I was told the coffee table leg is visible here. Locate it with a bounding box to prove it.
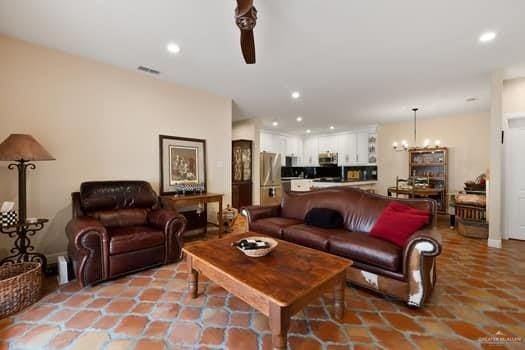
[187,256,199,298]
[333,273,345,321]
[269,302,289,350]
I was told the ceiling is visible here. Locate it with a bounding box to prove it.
[1,1,525,134]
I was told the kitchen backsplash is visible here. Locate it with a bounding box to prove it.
[281,166,378,181]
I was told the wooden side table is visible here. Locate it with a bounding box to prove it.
[0,219,48,270]
[162,193,224,238]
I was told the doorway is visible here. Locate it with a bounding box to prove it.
[504,114,525,240]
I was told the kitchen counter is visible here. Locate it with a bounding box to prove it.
[289,178,377,192]
[311,180,377,188]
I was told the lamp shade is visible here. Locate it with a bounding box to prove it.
[0,134,55,161]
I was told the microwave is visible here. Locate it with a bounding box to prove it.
[318,152,338,166]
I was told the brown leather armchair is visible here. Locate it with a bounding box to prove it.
[66,181,187,287]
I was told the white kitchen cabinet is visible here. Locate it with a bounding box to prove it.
[274,134,286,165]
[337,133,357,165]
[285,136,302,165]
[303,136,319,166]
[260,132,286,164]
[318,135,338,153]
[286,136,302,156]
[337,131,371,165]
[356,132,369,164]
[260,131,273,153]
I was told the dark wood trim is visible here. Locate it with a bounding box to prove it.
[159,135,207,195]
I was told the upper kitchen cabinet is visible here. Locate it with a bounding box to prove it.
[318,135,338,153]
[356,132,369,164]
[285,136,302,156]
[303,136,319,166]
[337,129,377,165]
[337,133,357,165]
[260,131,274,153]
[260,131,287,165]
[285,135,303,164]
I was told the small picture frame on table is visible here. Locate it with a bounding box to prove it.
[159,135,207,195]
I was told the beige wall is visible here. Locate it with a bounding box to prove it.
[0,35,232,261]
[376,113,490,199]
[503,78,525,113]
[232,119,261,205]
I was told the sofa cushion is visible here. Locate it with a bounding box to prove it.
[108,226,164,255]
[370,203,429,247]
[305,208,344,229]
[328,232,402,272]
[283,224,348,251]
[250,217,303,238]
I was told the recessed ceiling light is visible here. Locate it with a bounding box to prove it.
[272,121,278,126]
[466,97,478,102]
[296,116,303,122]
[291,91,301,99]
[166,42,181,54]
[479,31,496,43]
[329,126,335,130]
[306,129,311,134]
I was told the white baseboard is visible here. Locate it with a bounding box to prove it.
[46,251,67,264]
[487,239,502,249]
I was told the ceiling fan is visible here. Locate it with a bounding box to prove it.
[235,0,258,64]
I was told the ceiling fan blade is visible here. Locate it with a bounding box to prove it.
[240,29,256,64]
[236,0,253,16]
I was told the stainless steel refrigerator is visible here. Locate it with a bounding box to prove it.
[260,152,282,206]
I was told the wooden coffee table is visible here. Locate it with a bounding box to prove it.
[183,233,352,350]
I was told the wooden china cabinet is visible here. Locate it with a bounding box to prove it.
[409,147,448,213]
[232,140,253,209]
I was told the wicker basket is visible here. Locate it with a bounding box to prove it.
[457,219,489,239]
[235,236,278,258]
[0,262,42,318]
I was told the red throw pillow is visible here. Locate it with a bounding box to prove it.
[389,201,430,222]
[370,203,430,247]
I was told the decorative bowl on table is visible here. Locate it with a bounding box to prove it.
[232,236,278,258]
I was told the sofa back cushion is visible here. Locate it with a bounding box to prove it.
[80,181,158,212]
[79,181,158,228]
[281,188,435,233]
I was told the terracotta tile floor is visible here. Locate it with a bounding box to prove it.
[1,217,524,349]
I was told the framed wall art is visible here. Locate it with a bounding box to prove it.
[159,135,207,195]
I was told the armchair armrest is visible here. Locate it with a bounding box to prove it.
[241,205,281,224]
[66,216,110,287]
[148,209,187,263]
[402,227,442,307]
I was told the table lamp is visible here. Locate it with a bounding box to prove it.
[0,134,55,222]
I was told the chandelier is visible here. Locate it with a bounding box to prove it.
[392,108,441,152]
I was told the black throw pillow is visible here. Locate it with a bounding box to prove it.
[305,208,344,229]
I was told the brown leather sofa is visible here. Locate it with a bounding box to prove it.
[242,187,441,307]
[66,181,187,287]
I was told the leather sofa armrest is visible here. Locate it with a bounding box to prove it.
[66,216,110,287]
[403,227,442,262]
[241,205,281,224]
[401,227,442,307]
[148,209,187,263]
